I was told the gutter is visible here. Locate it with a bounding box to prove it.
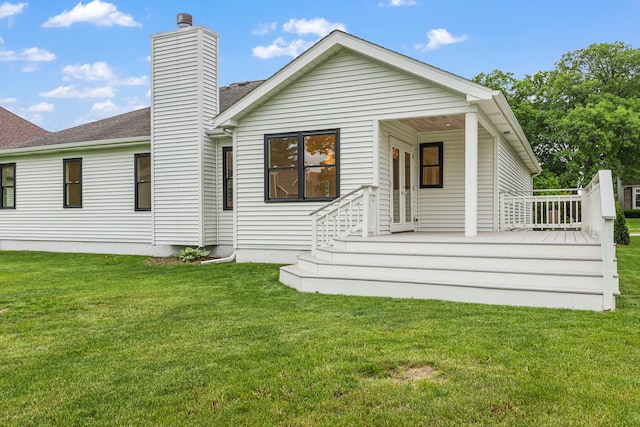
[0,136,151,157]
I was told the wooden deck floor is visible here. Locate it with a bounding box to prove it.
[348,230,598,245]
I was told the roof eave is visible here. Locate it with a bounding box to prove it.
[0,136,150,157]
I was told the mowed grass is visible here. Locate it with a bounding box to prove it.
[1,240,639,426]
[627,217,640,233]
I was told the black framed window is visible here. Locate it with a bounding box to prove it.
[135,153,151,211]
[223,147,233,210]
[419,142,443,188]
[265,129,339,201]
[63,158,82,208]
[1,163,16,209]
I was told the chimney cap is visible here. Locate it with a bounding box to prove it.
[177,13,192,28]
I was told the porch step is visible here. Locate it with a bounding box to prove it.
[279,265,610,311]
[314,247,604,274]
[295,254,605,292]
[333,236,602,259]
[279,233,619,311]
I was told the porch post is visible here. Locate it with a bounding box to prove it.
[465,111,478,237]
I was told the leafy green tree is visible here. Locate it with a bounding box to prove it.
[474,42,640,188]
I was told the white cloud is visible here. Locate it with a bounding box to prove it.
[42,0,141,28]
[252,21,277,36]
[90,99,118,113]
[39,85,115,99]
[119,76,147,86]
[22,47,56,61]
[282,18,345,37]
[0,2,27,19]
[253,18,346,60]
[61,61,147,86]
[253,37,314,60]
[22,63,37,72]
[0,97,18,103]
[62,61,114,81]
[415,28,468,52]
[0,46,56,61]
[377,0,417,6]
[26,102,55,113]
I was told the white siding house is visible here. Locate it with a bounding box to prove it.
[0,18,619,311]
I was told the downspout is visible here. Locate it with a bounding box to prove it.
[201,251,236,264]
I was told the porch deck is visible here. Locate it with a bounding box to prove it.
[349,230,597,245]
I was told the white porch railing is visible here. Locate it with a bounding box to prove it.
[310,185,378,254]
[500,189,583,230]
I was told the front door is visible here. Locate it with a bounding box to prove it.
[390,137,416,232]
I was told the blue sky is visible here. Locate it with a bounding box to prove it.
[1,0,639,132]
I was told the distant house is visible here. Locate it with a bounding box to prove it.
[620,180,640,210]
[0,107,49,147]
[0,15,618,311]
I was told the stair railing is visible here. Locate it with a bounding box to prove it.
[310,185,378,254]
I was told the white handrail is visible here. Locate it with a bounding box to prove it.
[310,185,378,254]
[309,185,374,216]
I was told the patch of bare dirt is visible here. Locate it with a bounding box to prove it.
[144,257,222,265]
[391,365,447,383]
[145,257,183,265]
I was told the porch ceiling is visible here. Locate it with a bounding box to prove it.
[399,114,484,132]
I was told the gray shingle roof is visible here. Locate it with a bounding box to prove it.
[219,80,264,112]
[1,80,264,151]
[0,107,49,147]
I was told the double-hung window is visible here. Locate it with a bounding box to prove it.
[635,187,640,209]
[1,163,16,209]
[419,142,443,188]
[265,129,339,201]
[223,147,233,210]
[135,153,151,211]
[63,158,82,208]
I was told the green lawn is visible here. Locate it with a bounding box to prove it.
[1,241,639,426]
[627,217,640,233]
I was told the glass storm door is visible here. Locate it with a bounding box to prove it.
[390,138,416,232]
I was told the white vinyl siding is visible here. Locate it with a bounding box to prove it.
[203,138,218,245]
[418,128,494,232]
[0,145,151,243]
[234,49,469,252]
[498,138,531,193]
[203,138,233,247]
[151,26,218,246]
